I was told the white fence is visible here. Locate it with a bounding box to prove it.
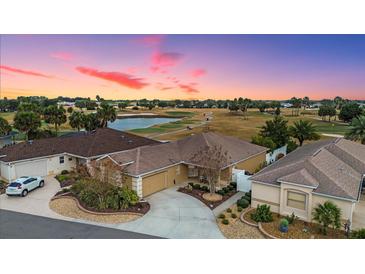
[231,168,252,192]
[266,145,287,165]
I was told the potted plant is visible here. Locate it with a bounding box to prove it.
[279,218,289,233]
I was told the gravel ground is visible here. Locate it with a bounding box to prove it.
[217,205,265,239]
[49,198,141,224]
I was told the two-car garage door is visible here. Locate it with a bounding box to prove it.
[14,160,48,178]
[142,171,167,197]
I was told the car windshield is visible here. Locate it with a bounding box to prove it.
[9,182,21,187]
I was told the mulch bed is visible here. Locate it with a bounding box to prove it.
[54,191,150,215]
[55,174,78,188]
[245,210,347,239]
[178,187,237,210]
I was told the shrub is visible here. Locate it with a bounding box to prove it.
[226,208,232,213]
[237,207,243,212]
[285,212,299,224]
[237,198,249,208]
[188,182,194,188]
[230,182,237,188]
[251,204,273,223]
[56,174,70,183]
[351,229,365,239]
[217,190,225,196]
[227,185,234,191]
[61,170,69,175]
[231,213,237,219]
[201,185,209,192]
[280,218,289,227]
[222,219,229,225]
[222,187,229,194]
[193,184,201,190]
[244,191,251,199]
[312,201,341,235]
[218,213,225,219]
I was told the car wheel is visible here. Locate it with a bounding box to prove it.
[39,180,45,187]
[21,189,28,197]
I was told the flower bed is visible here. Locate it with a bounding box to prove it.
[178,183,237,209]
[217,204,264,239]
[55,170,80,188]
[0,180,8,194]
[54,178,150,215]
[260,213,346,239]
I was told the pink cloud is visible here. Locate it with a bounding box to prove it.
[75,66,148,89]
[152,52,183,67]
[179,83,199,94]
[50,52,74,61]
[0,65,53,78]
[135,35,165,47]
[191,68,207,78]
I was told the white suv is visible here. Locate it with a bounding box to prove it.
[6,176,45,197]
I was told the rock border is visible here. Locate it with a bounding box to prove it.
[240,207,278,239]
[51,195,144,217]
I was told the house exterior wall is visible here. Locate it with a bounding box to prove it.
[251,181,281,213]
[47,154,77,175]
[234,152,266,174]
[251,181,356,223]
[312,194,355,222]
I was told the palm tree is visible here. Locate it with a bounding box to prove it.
[260,115,290,148]
[43,105,67,134]
[97,102,117,127]
[13,111,41,140]
[69,111,85,131]
[312,201,341,235]
[345,115,365,144]
[83,113,100,131]
[289,120,320,146]
[0,117,11,136]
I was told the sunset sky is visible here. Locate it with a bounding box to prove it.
[0,34,364,100]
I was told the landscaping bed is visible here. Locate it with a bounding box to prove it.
[260,213,346,239]
[0,180,8,194]
[217,204,264,239]
[55,170,80,188]
[178,182,237,209]
[49,197,142,224]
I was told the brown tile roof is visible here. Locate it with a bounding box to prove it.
[109,132,267,176]
[0,128,160,162]
[251,138,365,201]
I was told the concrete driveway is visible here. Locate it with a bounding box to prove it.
[0,176,62,219]
[352,194,365,230]
[114,187,224,239]
[0,178,225,238]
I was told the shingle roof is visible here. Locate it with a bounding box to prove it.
[0,128,160,162]
[251,138,365,201]
[109,132,267,176]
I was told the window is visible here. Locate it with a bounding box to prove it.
[188,165,199,178]
[59,156,65,164]
[68,157,72,161]
[287,191,306,210]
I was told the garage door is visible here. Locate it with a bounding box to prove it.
[15,160,47,178]
[142,171,167,197]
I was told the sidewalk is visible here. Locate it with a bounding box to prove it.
[212,192,245,216]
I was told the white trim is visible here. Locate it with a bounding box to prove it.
[278,179,317,189]
[250,180,281,188]
[134,162,182,177]
[313,192,357,203]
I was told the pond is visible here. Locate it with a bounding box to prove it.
[108,117,180,131]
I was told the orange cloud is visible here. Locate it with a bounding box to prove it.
[0,65,53,78]
[152,52,183,67]
[179,83,199,94]
[191,68,206,78]
[50,52,74,61]
[75,66,148,89]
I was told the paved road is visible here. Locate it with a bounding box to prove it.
[0,210,161,239]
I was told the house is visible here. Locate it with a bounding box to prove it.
[98,132,268,197]
[0,128,160,182]
[250,138,365,224]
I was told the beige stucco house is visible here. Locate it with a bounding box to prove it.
[250,138,365,224]
[99,132,268,197]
